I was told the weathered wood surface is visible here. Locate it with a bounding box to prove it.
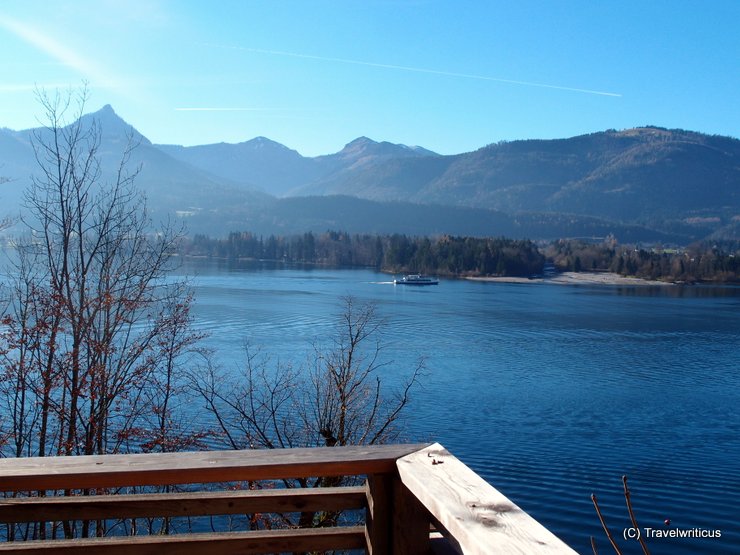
[0,486,367,523]
[0,442,579,554]
[392,480,430,555]
[0,444,429,491]
[0,526,366,554]
[396,443,577,555]
[365,473,396,554]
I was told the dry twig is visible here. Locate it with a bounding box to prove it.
[591,493,623,555]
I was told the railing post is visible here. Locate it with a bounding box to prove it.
[367,473,431,555]
[392,479,430,554]
[366,474,392,554]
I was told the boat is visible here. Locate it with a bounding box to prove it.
[393,274,439,285]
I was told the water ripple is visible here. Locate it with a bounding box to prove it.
[182,264,740,555]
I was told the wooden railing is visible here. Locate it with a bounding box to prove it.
[0,443,577,554]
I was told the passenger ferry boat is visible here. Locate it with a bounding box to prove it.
[393,274,439,285]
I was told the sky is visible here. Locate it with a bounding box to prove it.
[0,0,738,157]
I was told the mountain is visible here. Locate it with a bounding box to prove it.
[1,104,738,242]
[301,129,740,240]
[318,136,438,166]
[291,128,740,225]
[418,128,740,221]
[0,105,271,237]
[234,195,678,242]
[156,135,439,197]
[156,125,740,242]
[79,104,151,146]
[157,137,319,196]
[287,137,442,197]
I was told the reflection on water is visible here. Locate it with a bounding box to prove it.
[598,283,740,298]
[180,260,740,554]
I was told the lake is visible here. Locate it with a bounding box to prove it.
[179,258,740,554]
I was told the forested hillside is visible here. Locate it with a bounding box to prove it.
[183,232,545,277]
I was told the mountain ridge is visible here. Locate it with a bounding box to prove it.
[1,104,738,242]
[157,132,440,197]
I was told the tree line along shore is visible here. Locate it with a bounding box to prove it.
[181,232,740,284]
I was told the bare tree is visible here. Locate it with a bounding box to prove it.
[0,87,208,541]
[195,296,423,529]
[132,294,210,454]
[0,87,202,463]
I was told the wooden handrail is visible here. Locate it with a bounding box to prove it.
[397,443,577,554]
[0,443,577,554]
[0,444,430,491]
[0,527,367,554]
[0,487,367,523]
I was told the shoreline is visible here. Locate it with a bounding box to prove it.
[465,271,673,286]
[179,257,734,286]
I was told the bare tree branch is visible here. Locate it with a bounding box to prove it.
[591,493,623,555]
[196,296,423,529]
[1,87,202,462]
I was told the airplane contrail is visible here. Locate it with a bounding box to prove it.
[174,107,269,111]
[216,45,621,98]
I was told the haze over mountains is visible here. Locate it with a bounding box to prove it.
[1,105,738,243]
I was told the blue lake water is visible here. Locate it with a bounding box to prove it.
[179,259,740,554]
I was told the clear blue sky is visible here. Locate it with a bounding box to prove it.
[1,1,738,156]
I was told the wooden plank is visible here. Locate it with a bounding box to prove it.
[0,526,366,554]
[0,486,367,523]
[396,443,578,555]
[365,474,393,554]
[392,480,429,555]
[0,444,430,492]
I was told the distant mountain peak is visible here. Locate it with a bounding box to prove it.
[89,104,124,125]
[245,136,292,150]
[80,104,151,145]
[346,136,377,147]
[340,137,378,155]
[336,136,438,161]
